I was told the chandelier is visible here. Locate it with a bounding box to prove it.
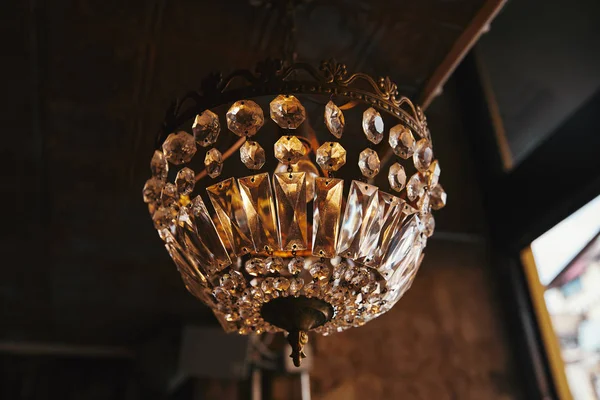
[142,58,446,366]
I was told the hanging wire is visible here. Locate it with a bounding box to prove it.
[282,0,298,65]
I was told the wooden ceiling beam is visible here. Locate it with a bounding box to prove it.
[419,0,507,109]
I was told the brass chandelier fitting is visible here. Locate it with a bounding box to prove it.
[142,59,447,366]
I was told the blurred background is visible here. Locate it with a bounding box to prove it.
[3,0,600,399]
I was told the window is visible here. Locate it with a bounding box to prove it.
[559,278,582,298]
[523,194,600,400]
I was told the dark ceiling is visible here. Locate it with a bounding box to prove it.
[5,0,495,346]
[478,0,600,166]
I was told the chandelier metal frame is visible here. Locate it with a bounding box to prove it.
[157,58,430,148]
[145,58,446,367]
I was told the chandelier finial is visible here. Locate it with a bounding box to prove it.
[288,330,308,367]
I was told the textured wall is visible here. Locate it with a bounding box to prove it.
[309,240,520,400]
[299,76,523,400]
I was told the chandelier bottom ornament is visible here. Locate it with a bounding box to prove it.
[261,296,334,366]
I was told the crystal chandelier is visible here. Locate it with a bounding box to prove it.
[143,59,446,366]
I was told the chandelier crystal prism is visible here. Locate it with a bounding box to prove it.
[143,59,446,366]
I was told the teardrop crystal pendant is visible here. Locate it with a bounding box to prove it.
[324,101,345,138]
[206,178,254,256]
[193,110,220,147]
[312,178,343,258]
[240,140,266,170]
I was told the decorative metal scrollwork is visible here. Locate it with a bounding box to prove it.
[157,58,427,147]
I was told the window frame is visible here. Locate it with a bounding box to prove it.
[455,49,600,399]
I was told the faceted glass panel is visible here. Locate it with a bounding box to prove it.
[269,95,306,129]
[192,110,220,147]
[189,196,232,270]
[312,178,343,258]
[213,312,240,334]
[378,215,421,280]
[180,272,215,306]
[324,101,345,138]
[206,177,254,256]
[383,238,424,309]
[336,180,379,259]
[276,158,319,202]
[358,192,404,268]
[402,202,418,218]
[226,100,264,137]
[273,172,308,251]
[177,198,232,276]
[238,173,280,253]
[161,228,208,286]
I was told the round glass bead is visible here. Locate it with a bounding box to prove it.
[358,148,380,178]
[389,125,415,159]
[162,131,197,165]
[362,107,384,144]
[192,110,220,147]
[288,257,305,275]
[175,167,195,195]
[269,95,306,129]
[240,140,266,169]
[226,100,264,137]
[388,162,407,192]
[316,142,347,171]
